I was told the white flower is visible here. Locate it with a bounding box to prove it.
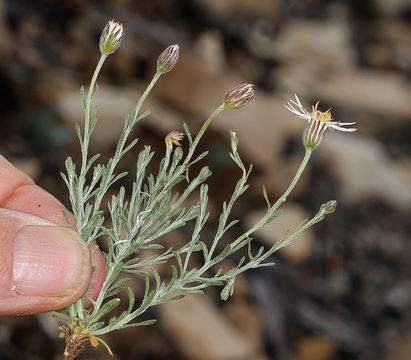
[285,94,357,132]
[285,94,356,150]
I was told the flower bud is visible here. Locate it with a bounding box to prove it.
[223,84,255,110]
[99,19,124,55]
[157,44,180,74]
[323,200,337,213]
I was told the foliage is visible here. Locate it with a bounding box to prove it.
[56,20,348,358]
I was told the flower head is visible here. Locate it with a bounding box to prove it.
[285,94,356,151]
[157,44,180,74]
[165,130,184,149]
[223,84,255,110]
[99,19,124,55]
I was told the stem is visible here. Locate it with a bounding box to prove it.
[232,149,312,250]
[273,148,312,210]
[135,71,161,115]
[185,104,224,165]
[81,54,107,176]
[68,54,107,321]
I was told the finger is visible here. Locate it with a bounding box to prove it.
[0,209,91,315]
[0,155,74,226]
[0,155,106,312]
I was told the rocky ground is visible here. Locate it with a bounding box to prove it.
[0,0,411,359]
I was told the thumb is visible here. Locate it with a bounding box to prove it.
[0,208,91,315]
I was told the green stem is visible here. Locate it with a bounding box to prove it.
[272,148,312,210]
[185,104,224,165]
[81,54,107,176]
[69,54,107,321]
[135,71,161,115]
[232,148,312,249]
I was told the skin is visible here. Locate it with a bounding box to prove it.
[0,155,105,315]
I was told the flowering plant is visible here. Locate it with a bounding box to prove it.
[56,20,356,359]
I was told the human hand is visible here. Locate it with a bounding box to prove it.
[0,155,105,315]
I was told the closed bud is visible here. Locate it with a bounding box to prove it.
[324,200,337,213]
[157,44,180,74]
[223,84,255,110]
[99,19,124,55]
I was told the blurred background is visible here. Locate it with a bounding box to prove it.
[1,0,411,359]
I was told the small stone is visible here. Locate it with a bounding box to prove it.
[376,0,411,15]
[223,299,265,354]
[274,20,356,71]
[193,0,280,20]
[319,134,411,210]
[382,333,411,360]
[194,31,226,75]
[295,335,336,360]
[158,295,255,360]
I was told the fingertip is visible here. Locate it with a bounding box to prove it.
[13,226,91,298]
[0,215,92,315]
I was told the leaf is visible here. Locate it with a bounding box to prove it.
[127,287,135,313]
[189,151,209,166]
[52,313,72,328]
[94,336,114,356]
[198,278,224,286]
[224,219,239,232]
[183,122,193,145]
[105,287,123,298]
[254,262,275,268]
[198,241,209,261]
[238,255,246,267]
[144,274,151,298]
[134,109,152,124]
[262,185,270,209]
[171,265,178,284]
[220,278,235,301]
[62,210,73,229]
[186,289,204,295]
[122,319,157,328]
[75,123,82,144]
[165,294,186,302]
[86,321,105,332]
[152,268,161,289]
[141,244,164,250]
[173,251,183,272]
[247,238,254,260]
[80,85,86,108]
[91,298,121,323]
